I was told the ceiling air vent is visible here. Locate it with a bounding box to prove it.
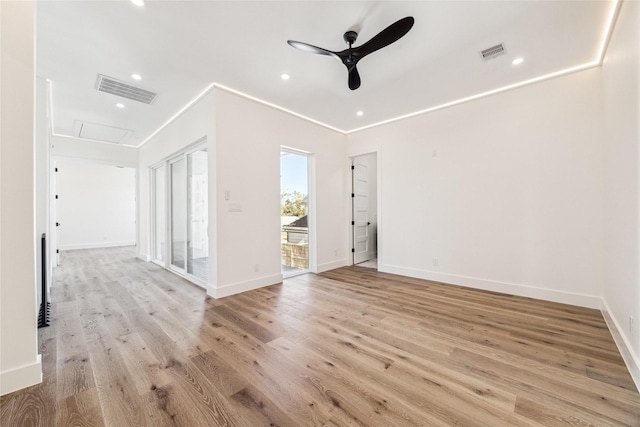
[95,74,158,104]
[479,43,506,61]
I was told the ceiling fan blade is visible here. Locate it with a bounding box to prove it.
[287,40,340,60]
[355,16,415,58]
[348,65,361,90]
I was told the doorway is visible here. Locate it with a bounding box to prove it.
[351,153,377,268]
[55,160,136,252]
[280,148,310,277]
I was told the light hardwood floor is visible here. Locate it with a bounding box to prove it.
[1,247,639,426]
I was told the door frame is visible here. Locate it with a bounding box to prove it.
[168,154,188,275]
[150,162,166,267]
[280,146,315,277]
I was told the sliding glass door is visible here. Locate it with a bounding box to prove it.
[187,149,208,281]
[170,158,187,272]
[152,143,208,286]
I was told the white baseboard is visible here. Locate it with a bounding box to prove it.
[1,355,42,396]
[206,283,217,297]
[137,252,152,262]
[59,240,135,251]
[316,259,347,273]
[379,264,602,309]
[601,300,640,391]
[208,273,283,299]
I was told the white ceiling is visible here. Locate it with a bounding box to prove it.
[37,1,617,147]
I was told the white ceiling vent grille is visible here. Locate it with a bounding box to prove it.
[480,43,506,61]
[95,74,157,104]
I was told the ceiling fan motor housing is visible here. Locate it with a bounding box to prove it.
[344,31,358,45]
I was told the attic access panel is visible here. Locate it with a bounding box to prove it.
[73,121,132,144]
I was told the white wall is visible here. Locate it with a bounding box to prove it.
[601,0,640,387]
[0,0,42,395]
[138,87,347,298]
[52,135,138,167]
[213,89,347,297]
[56,160,136,250]
[347,68,605,309]
[35,77,51,304]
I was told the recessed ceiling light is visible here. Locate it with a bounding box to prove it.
[131,73,142,80]
[131,0,144,6]
[116,103,125,108]
[280,73,290,80]
[512,57,524,65]
[356,111,364,116]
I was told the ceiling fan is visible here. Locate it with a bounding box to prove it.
[287,16,415,90]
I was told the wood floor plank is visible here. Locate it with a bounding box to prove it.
[139,301,215,358]
[56,316,88,361]
[2,384,56,427]
[223,295,310,343]
[0,395,15,422]
[158,350,245,427]
[193,316,331,426]
[56,351,95,401]
[206,304,280,344]
[587,365,639,391]
[514,395,622,427]
[450,347,640,425]
[112,331,173,396]
[2,246,638,426]
[266,337,406,427]
[189,349,248,397]
[55,388,106,427]
[83,318,149,427]
[270,336,450,426]
[229,384,301,427]
[300,329,535,426]
[318,318,519,413]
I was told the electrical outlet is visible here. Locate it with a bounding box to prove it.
[630,316,634,334]
[254,264,259,272]
[334,250,338,256]
[433,257,439,267]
